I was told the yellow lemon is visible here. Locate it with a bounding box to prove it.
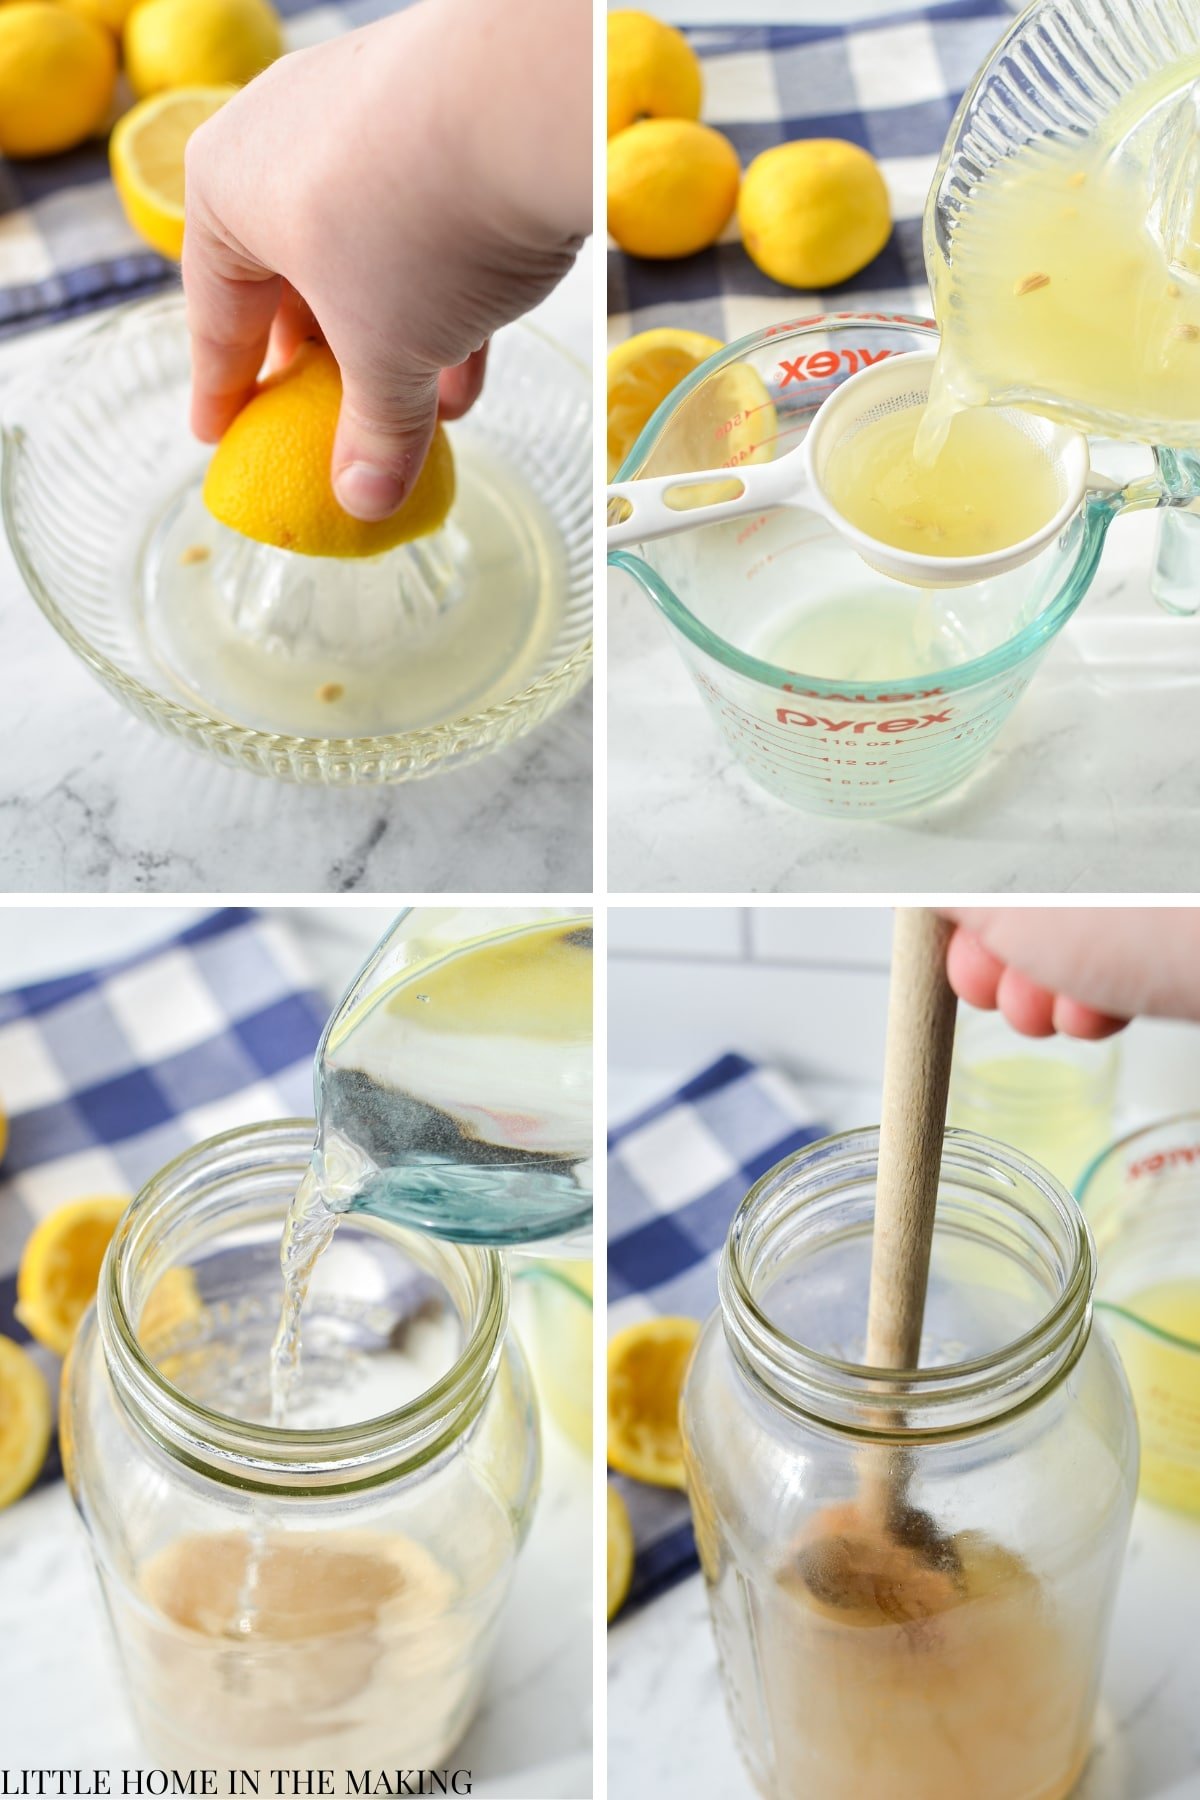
[140,1265,204,1358]
[607,326,723,477]
[607,9,701,139]
[608,118,740,261]
[110,86,235,259]
[607,1484,635,1622]
[123,0,281,97]
[0,1336,51,1510]
[203,344,456,559]
[16,1195,128,1357]
[607,1315,701,1489]
[0,3,115,158]
[61,0,139,34]
[738,138,891,289]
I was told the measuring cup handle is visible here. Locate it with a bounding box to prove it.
[606,457,800,548]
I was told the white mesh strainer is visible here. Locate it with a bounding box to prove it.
[607,347,1097,590]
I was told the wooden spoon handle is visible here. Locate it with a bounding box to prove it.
[865,909,958,1372]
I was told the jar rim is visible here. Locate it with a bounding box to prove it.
[98,1118,509,1493]
[719,1125,1095,1438]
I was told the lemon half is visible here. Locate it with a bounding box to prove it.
[607,327,723,478]
[607,1483,635,1622]
[16,1195,128,1357]
[607,1315,701,1489]
[203,344,456,559]
[110,86,236,260]
[0,1336,51,1510]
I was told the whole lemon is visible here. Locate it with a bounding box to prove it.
[607,9,701,139]
[203,344,456,559]
[608,118,740,260]
[124,0,281,97]
[61,0,139,33]
[0,2,115,158]
[738,139,891,289]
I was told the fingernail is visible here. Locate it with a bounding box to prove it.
[335,462,406,520]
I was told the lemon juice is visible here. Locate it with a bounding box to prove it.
[948,1050,1117,1192]
[1099,1279,1200,1512]
[525,1259,593,1452]
[139,437,567,738]
[824,405,1064,558]
[922,52,1200,455]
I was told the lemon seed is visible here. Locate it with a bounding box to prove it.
[317,681,344,703]
[1015,272,1051,296]
[179,544,210,566]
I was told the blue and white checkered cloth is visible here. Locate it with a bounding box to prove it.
[0,0,404,337]
[608,1053,827,1609]
[0,907,326,1493]
[607,0,1015,348]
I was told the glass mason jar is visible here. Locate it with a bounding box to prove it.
[680,1128,1138,1800]
[62,1121,540,1771]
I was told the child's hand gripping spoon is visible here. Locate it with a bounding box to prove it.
[791,908,962,1621]
[607,347,1096,590]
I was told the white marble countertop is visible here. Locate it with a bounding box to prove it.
[608,1059,1200,1800]
[608,498,1200,896]
[0,909,592,1795]
[0,249,593,896]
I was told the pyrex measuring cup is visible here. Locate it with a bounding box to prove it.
[610,315,1114,816]
[1079,1115,1200,1514]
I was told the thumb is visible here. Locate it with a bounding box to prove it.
[331,362,440,522]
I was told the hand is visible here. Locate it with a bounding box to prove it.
[939,908,1200,1037]
[182,0,590,520]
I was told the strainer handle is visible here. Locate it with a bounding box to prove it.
[606,455,807,547]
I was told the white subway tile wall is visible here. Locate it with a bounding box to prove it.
[609,907,1200,1129]
[609,908,891,1090]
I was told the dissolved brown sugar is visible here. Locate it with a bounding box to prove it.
[760,1511,1092,1800]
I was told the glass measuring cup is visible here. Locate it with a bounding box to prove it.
[1079,1115,1200,1514]
[609,315,1116,817]
[313,906,593,1248]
